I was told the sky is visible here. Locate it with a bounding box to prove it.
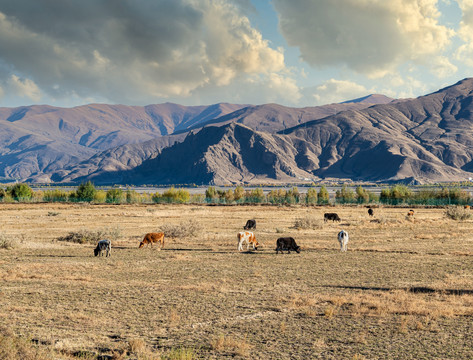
[0,0,472,108]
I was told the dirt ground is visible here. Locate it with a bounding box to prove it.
[0,203,472,359]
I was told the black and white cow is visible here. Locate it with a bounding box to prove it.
[94,239,111,257]
[337,230,349,252]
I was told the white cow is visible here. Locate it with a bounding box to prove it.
[338,230,349,252]
[237,231,259,251]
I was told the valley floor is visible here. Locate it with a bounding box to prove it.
[0,203,472,359]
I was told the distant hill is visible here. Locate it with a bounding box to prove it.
[0,96,390,182]
[60,78,473,185]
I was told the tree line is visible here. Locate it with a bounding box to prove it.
[0,182,471,206]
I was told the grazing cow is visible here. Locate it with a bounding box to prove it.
[276,237,301,254]
[94,239,111,257]
[407,209,415,217]
[139,232,165,249]
[244,219,256,230]
[368,208,374,217]
[237,231,259,251]
[338,230,349,252]
[324,213,341,222]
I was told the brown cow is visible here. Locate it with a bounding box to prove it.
[407,209,414,217]
[464,205,470,210]
[139,232,165,249]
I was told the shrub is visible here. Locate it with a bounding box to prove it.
[356,186,369,203]
[0,188,6,199]
[160,219,203,238]
[74,181,96,202]
[294,216,319,229]
[106,188,123,203]
[163,347,198,360]
[152,192,162,203]
[57,227,121,244]
[445,206,472,221]
[246,188,265,203]
[43,189,70,202]
[0,234,18,250]
[162,187,190,203]
[93,190,106,203]
[8,183,33,201]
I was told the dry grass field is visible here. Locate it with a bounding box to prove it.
[0,203,472,359]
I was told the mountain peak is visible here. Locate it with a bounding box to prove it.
[341,94,393,105]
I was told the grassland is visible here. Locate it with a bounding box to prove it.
[0,203,472,359]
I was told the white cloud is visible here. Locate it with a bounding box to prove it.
[306,79,372,105]
[273,0,454,78]
[455,0,473,66]
[8,75,41,101]
[0,0,287,105]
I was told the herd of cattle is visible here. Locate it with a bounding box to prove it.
[94,207,414,257]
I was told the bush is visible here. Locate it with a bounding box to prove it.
[160,219,203,238]
[74,181,96,202]
[57,227,121,244]
[0,234,18,250]
[234,186,245,202]
[106,188,123,203]
[294,216,319,229]
[126,189,142,203]
[445,206,472,221]
[8,183,33,201]
[43,189,70,202]
[162,187,190,203]
[205,186,219,202]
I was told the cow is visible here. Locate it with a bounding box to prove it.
[237,231,259,251]
[407,209,415,217]
[368,208,374,217]
[244,219,256,230]
[338,230,349,252]
[465,205,470,210]
[94,239,111,257]
[324,213,341,222]
[139,232,165,249]
[276,237,301,254]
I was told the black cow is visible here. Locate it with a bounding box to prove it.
[368,208,374,216]
[276,237,301,254]
[324,213,341,222]
[244,219,256,230]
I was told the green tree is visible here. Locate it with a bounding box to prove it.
[234,186,245,201]
[306,187,318,204]
[75,181,96,202]
[9,183,33,201]
[205,186,219,202]
[318,185,330,204]
[106,188,123,203]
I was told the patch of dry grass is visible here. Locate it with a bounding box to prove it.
[0,203,471,359]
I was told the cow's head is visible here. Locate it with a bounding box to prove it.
[138,242,145,248]
[94,247,100,256]
[295,246,301,253]
[254,240,260,250]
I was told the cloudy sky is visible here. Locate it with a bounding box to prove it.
[0,0,471,108]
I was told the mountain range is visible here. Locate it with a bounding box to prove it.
[1,80,473,185]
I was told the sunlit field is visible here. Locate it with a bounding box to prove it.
[0,203,472,359]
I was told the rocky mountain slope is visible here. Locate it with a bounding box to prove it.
[0,96,390,182]
[62,79,473,185]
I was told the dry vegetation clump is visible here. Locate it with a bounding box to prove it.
[162,347,198,360]
[294,216,320,229]
[160,219,203,238]
[211,334,252,357]
[445,206,472,220]
[0,328,52,360]
[0,233,18,250]
[57,226,121,244]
